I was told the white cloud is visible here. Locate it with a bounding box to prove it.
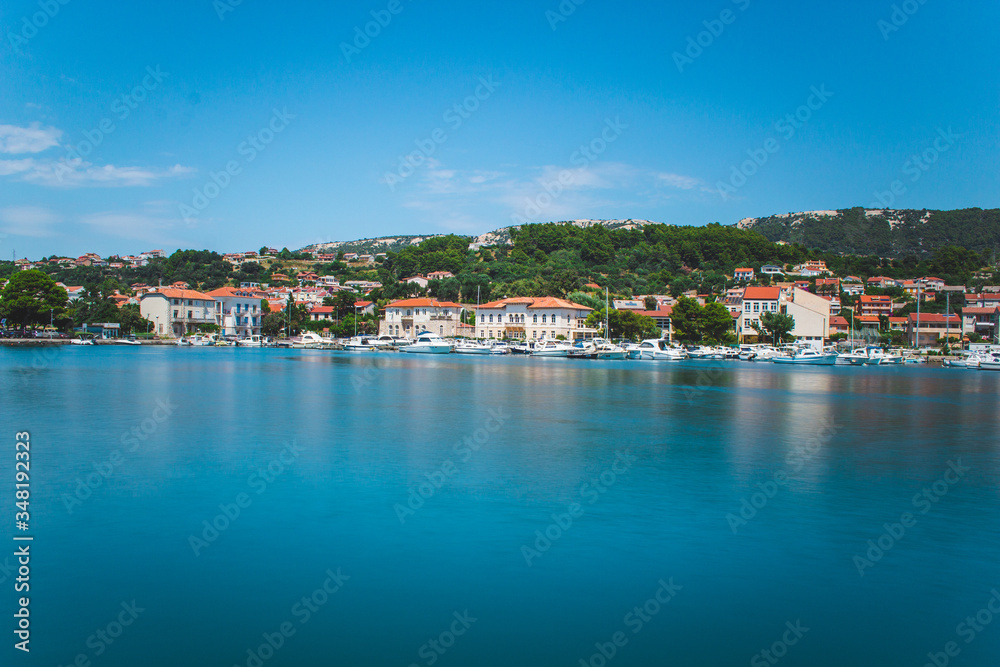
[656,172,701,190]
[0,157,195,188]
[0,206,62,237]
[0,122,62,154]
[80,211,184,245]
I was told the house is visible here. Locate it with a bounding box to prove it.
[819,295,841,315]
[65,286,86,301]
[856,315,881,337]
[737,287,830,349]
[965,293,1000,308]
[815,278,841,295]
[271,273,291,283]
[867,276,898,289]
[473,297,597,341]
[635,308,673,341]
[343,253,359,261]
[380,298,464,339]
[857,295,893,318]
[829,316,850,335]
[733,268,755,282]
[354,301,375,316]
[140,289,216,338]
[792,260,829,277]
[760,265,784,276]
[922,277,945,291]
[888,316,908,332]
[426,270,455,281]
[308,306,335,322]
[296,271,319,284]
[343,280,381,292]
[907,313,963,347]
[613,300,644,311]
[722,288,745,314]
[900,280,919,296]
[962,306,1000,342]
[402,275,429,289]
[205,287,266,337]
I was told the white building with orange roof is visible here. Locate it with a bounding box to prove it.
[380,298,463,339]
[205,286,267,337]
[475,296,596,341]
[140,288,217,338]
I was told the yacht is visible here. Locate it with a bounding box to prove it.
[622,342,643,359]
[591,338,627,360]
[176,337,193,346]
[453,340,493,355]
[344,336,378,351]
[638,339,687,361]
[490,342,511,355]
[237,335,264,348]
[400,331,452,354]
[868,348,903,365]
[771,348,839,365]
[839,348,875,366]
[943,352,987,369]
[291,332,327,349]
[530,340,575,357]
[71,334,95,346]
[978,354,1000,371]
[686,345,725,360]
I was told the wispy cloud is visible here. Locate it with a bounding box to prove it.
[0,158,194,188]
[398,160,713,226]
[0,206,62,237]
[0,122,62,154]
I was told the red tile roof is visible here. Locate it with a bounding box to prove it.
[742,286,780,300]
[145,288,215,301]
[907,313,961,324]
[387,298,462,309]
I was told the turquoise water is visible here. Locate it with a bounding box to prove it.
[2,347,999,666]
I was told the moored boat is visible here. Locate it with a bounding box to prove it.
[771,348,839,365]
[400,331,452,354]
[638,339,687,361]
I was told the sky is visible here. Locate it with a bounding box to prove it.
[0,0,998,258]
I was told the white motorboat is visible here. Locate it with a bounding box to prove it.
[943,352,987,368]
[840,348,875,366]
[176,337,193,346]
[868,348,903,365]
[490,342,510,355]
[400,331,452,354]
[592,338,627,360]
[686,345,725,360]
[71,335,95,346]
[113,336,141,346]
[771,348,839,365]
[638,339,687,361]
[978,355,1000,371]
[530,340,575,357]
[291,332,327,349]
[237,335,264,348]
[453,340,493,355]
[623,342,643,359]
[344,336,378,351]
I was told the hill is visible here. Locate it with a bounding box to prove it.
[737,207,1000,258]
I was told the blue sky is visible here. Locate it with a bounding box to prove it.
[1,0,998,258]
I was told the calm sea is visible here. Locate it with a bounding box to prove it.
[1,347,999,666]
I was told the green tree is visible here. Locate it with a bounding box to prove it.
[643,295,658,311]
[261,312,284,337]
[751,311,796,345]
[118,304,152,335]
[0,270,69,329]
[670,297,703,343]
[701,302,736,345]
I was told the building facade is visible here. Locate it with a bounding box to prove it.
[474,297,596,341]
[380,298,463,338]
[140,289,216,338]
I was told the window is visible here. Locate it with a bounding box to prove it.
[173,310,178,318]
[753,302,759,312]
[188,311,193,319]
[744,303,750,312]
[542,315,547,324]
[533,314,538,323]
[480,314,485,322]
[489,314,494,323]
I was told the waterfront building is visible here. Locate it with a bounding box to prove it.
[380,298,463,338]
[140,289,217,338]
[475,297,597,341]
[907,313,963,347]
[733,267,755,282]
[205,287,266,337]
[857,295,893,317]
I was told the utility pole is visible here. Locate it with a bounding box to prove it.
[915,283,921,350]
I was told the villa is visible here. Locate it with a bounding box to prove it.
[474,297,597,341]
